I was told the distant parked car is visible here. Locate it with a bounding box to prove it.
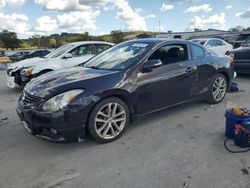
[192,38,233,56]
[8,51,30,61]
[0,51,11,63]
[23,49,50,59]
[233,33,250,48]
[0,50,5,57]
[6,41,114,88]
[229,36,250,74]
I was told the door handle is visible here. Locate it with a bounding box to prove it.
[185,67,194,73]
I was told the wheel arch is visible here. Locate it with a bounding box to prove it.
[39,69,53,74]
[100,89,135,114]
[217,69,230,88]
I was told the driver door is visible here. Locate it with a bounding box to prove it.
[134,43,197,114]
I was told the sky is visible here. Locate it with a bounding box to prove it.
[0,0,250,39]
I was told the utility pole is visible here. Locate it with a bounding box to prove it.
[159,20,161,33]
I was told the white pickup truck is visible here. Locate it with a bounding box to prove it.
[7,41,114,88]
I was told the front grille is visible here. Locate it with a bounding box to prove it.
[234,52,250,60]
[14,71,22,85]
[21,91,43,106]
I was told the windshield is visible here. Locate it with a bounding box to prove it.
[242,37,250,47]
[237,35,250,41]
[44,44,75,58]
[84,42,152,70]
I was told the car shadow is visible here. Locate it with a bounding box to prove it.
[34,100,209,152]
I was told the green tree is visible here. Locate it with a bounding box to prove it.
[111,30,125,43]
[49,38,57,48]
[244,27,250,31]
[229,25,245,32]
[0,30,21,50]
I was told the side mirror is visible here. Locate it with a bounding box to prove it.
[205,44,212,48]
[143,59,162,72]
[63,53,73,59]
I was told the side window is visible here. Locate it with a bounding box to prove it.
[190,44,205,59]
[245,37,250,46]
[148,44,188,65]
[33,51,40,56]
[214,39,225,46]
[206,40,214,47]
[70,45,93,57]
[95,44,111,54]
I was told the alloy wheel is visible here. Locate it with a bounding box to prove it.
[94,103,126,140]
[212,76,227,102]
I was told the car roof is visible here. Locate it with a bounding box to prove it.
[68,41,114,46]
[192,38,223,41]
[125,38,188,45]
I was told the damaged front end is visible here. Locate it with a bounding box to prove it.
[16,89,96,143]
[7,67,35,88]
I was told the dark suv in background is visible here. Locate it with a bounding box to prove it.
[233,33,250,48]
[230,36,250,74]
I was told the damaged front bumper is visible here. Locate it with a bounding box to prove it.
[16,99,92,143]
[6,68,34,88]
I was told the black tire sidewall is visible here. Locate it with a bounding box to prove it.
[207,73,228,104]
[87,97,130,143]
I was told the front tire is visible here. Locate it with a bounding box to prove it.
[88,97,130,143]
[206,73,228,104]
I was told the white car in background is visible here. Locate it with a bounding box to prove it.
[192,38,233,56]
[6,41,114,88]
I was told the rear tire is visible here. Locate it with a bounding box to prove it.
[206,73,228,104]
[87,97,130,143]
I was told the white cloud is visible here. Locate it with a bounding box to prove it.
[236,8,250,18]
[79,0,108,6]
[187,13,226,30]
[35,0,90,11]
[161,3,174,12]
[35,0,108,12]
[225,5,232,10]
[35,16,58,32]
[0,12,30,34]
[34,9,100,33]
[0,0,5,7]
[169,0,199,4]
[185,4,212,13]
[145,14,156,19]
[114,0,147,30]
[0,0,25,7]
[57,10,100,31]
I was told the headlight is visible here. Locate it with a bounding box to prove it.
[20,66,35,76]
[42,89,84,112]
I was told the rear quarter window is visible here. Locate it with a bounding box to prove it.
[190,44,205,59]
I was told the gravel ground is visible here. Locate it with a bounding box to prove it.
[0,70,250,188]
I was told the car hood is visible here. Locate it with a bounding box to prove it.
[24,67,119,98]
[8,57,50,70]
[231,47,250,53]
